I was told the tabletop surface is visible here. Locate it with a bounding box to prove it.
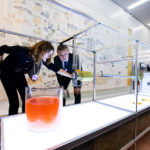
[1,100,132,150]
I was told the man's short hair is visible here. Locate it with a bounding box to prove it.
[57,44,69,53]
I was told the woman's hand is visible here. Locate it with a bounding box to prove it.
[32,74,38,81]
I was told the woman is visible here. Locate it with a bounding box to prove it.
[0,41,71,115]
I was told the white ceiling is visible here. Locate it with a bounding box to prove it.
[112,0,150,30]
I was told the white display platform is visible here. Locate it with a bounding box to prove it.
[1,102,131,150]
[138,92,150,97]
[96,94,150,112]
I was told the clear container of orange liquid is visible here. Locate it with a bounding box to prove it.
[25,87,63,132]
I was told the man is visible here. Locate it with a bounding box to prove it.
[54,44,81,106]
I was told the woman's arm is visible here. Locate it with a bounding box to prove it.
[0,45,22,55]
[28,62,43,81]
[57,68,72,78]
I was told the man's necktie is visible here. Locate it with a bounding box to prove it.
[64,61,68,69]
[64,61,68,71]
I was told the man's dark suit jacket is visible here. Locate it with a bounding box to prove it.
[54,53,73,89]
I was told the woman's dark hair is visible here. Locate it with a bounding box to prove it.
[29,40,54,63]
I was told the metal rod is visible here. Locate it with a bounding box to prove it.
[95,56,150,65]
[135,40,139,113]
[60,37,75,45]
[60,23,99,44]
[95,45,115,52]
[133,40,139,150]
[137,52,150,55]
[72,36,76,70]
[96,48,150,55]
[0,28,57,44]
[47,0,97,23]
[100,74,135,79]
[130,61,134,94]
[138,56,150,60]
[93,51,96,101]
[131,52,150,58]
[97,57,133,64]
[0,28,95,53]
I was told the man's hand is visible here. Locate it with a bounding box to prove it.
[72,70,78,80]
[57,69,72,78]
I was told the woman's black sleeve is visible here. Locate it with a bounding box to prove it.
[0,45,21,56]
[44,63,61,73]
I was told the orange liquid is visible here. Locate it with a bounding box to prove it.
[25,97,59,124]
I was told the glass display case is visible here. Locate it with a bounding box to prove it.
[1,0,150,150]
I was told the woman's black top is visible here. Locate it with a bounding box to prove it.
[0,45,60,75]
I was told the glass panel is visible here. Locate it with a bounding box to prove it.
[94,24,138,113]
[137,42,150,112]
[74,22,139,114]
[74,47,94,102]
[0,0,95,112]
